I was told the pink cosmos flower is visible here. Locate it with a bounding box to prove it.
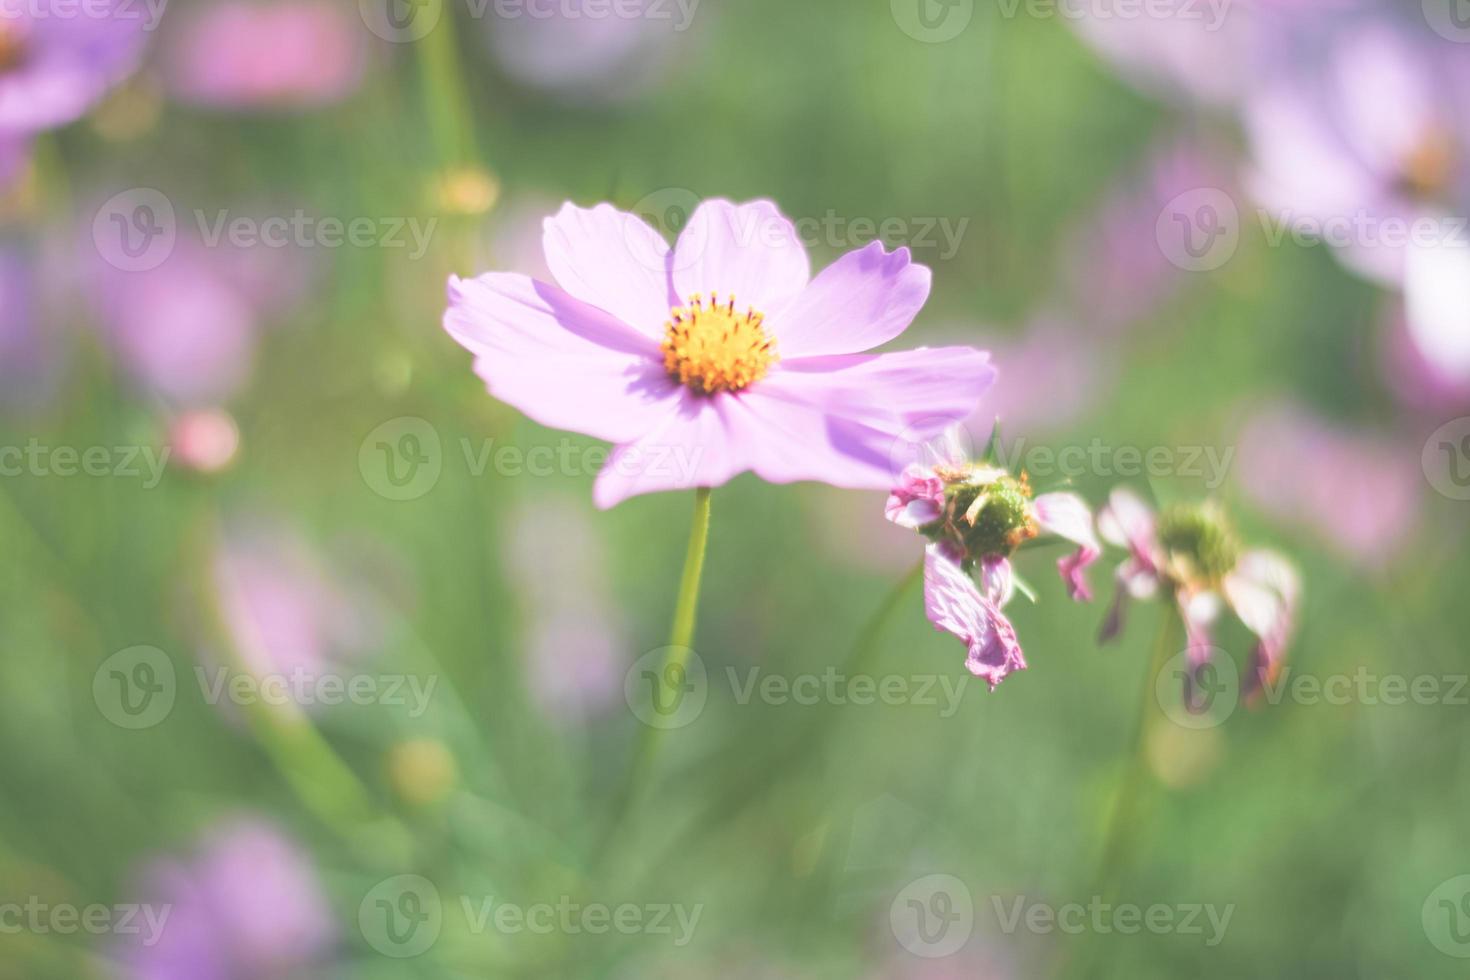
[443,199,995,508]
[884,430,1100,689]
[1096,488,1299,695]
[162,0,366,111]
[1235,401,1419,567]
[1244,22,1470,393]
[0,0,148,137]
[113,817,336,980]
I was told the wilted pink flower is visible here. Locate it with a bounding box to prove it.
[444,199,995,508]
[113,817,336,980]
[1097,488,1299,695]
[1244,22,1470,392]
[483,0,688,103]
[885,430,1100,689]
[163,0,365,110]
[1235,401,1420,567]
[0,0,148,136]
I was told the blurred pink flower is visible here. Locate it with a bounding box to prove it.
[1235,400,1420,566]
[208,518,383,711]
[162,0,365,111]
[1061,138,1234,337]
[966,316,1109,438]
[1380,305,1470,415]
[87,223,315,407]
[484,0,689,103]
[114,817,336,980]
[169,409,240,473]
[1244,22,1470,391]
[503,495,626,723]
[444,199,995,508]
[92,242,259,407]
[0,244,64,411]
[0,0,148,136]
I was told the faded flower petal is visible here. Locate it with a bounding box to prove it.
[923,545,1026,691]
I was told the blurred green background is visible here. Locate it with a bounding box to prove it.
[1,1,1467,978]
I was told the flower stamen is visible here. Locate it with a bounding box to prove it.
[661,293,777,395]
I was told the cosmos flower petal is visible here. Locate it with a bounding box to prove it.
[978,555,1014,607]
[1096,486,1158,565]
[923,544,1026,690]
[1097,558,1159,644]
[1224,549,1299,693]
[672,199,810,314]
[883,464,945,529]
[768,241,932,357]
[444,272,681,445]
[1033,492,1101,601]
[1403,228,1470,387]
[542,201,677,338]
[591,392,748,509]
[0,5,148,134]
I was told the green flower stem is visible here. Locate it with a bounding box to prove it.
[598,488,713,858]
[1062,609,1180,980]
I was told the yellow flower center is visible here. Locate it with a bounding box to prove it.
[1399,127,1457,200]
[0,25,26,74]
[661,293,778,395]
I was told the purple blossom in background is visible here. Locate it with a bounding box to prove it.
[484,0,690,103]
[1244,21,1470,392]
[1380,305,1470,414]
[0,0,148,137]
[113,817,336,980]
[0,244,63,411]
[965,316,1108,439]
[163,0,366,111]
[1061,138,1234,337]
[207,518,382,712]
[1235,401,1419,567]
[504,495,626,724]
